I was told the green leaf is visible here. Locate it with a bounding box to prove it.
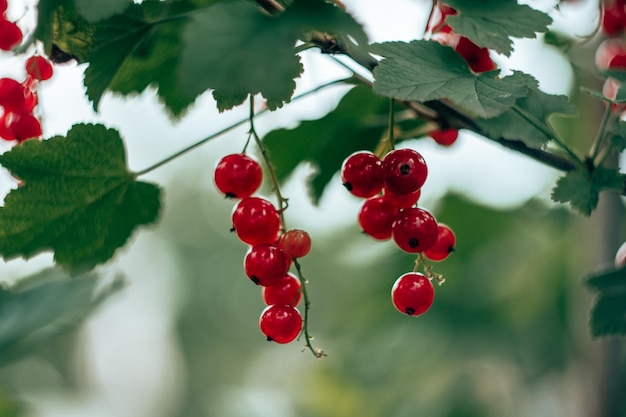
[589,293,626,337]
[551,167,623,215]
[444,0,552,56]
[371,40,536,118]
[180,0,367,111]
[586,265,626,293]
[0,124,161,272]
[0,268,124,366]
[35,1,95,61]
[262,85,390,203]
[476,88,576,148]
[74,0,131,22]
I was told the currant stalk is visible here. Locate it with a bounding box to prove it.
[248,95,325,358]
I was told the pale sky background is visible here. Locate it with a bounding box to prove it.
[0,1,602,416]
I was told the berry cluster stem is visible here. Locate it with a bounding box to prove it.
[248,95,325,358]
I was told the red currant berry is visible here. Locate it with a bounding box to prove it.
[0,0,7,14]
[0,111,15,141]
[615,241,626,268]
[455,36,496,73]
[0,18,21,51]
[423,224,456,261]
[391,272,434,316]
[244,244,290,287]
[214,153,263,199]
[341,151,383,198]
[278,229,311,259]
[25,56,54,81]
[430,128,458,146]
[0,78,28,112]
[358,196,398,240]
[7,111,41,142]
[231,197,281,245]
[391,207,438,253]
[259,304,302,344]
[381,148,427,196]
[262,272,302,306]
[602,3,626,36]
[382,187,421,210]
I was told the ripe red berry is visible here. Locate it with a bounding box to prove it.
[430,128,458,146]
[455,36,496,73]
[341,151,383,198]
[259,304,302,344]
[0,78,28,112]
[0,0,7,15]
[358,196,398,240]
[423,224,456,261]
[0,18,22,51]
[0,111,15,141]
[391,207,438,253]
[602,3,626,36]
[391,272,435,316]
[25,56,54,81]
[231,197,281,245]
[7,111,42,142]
[244,244,290,287]
[278,229,311,259]
[382,187,421,210]
[214,153,263,198]
[262,272,302,306]
[381,148,428,196]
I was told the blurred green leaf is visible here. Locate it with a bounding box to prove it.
[0,268,124,367]
[444,0,551,56]
[586,265,626,293]
[372,41,536,118]
[35,1,95,61]
[589,293,626,337]
[0,124,161,272]
[476,88,576,148]
[551,167,623,216]
[74,0,131,22]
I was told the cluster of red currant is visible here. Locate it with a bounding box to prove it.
[214,153,313,345]
[0,0,54,143]
[596,1,626,109]
[341,148,456,316]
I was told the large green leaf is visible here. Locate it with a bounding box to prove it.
[0,268,124,367]
[180,0,368,111]
[444,0,552,56]
[371,40,536,119]
[0,124,161,271]
[476,88,576,148]
[262,85,420,203]
[74,0,131,22]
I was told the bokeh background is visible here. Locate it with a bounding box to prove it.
[0,0,625,416]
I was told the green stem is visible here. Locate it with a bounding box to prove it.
[134,78,349,177]
[249,95,325,358]
[388,98,396,150]
[590,102,613,162]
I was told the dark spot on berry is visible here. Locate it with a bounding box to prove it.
[408,237,419,248]
[343,181,353,191]
[225,192,236,198]
[230,226,235,232]
[400,163,411,175]
[251,276,260,285]
[405,308,415,315]
[448,245,455,253]
[266,336,274,342]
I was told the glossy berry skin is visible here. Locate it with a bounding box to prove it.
[259,304,302,344]
[7,112,42,142]
[391,272,435,316]
[596,39,626,71]
[0,0,7,14]
[25,56,54,81]
[341,151,383,198]
[382,187,421,210]
[455,36,496,73]
[381,149,428,196]
[244,244,290,287]
[0,19,22,51]
[0,112,15,141]
[214,153,263,198]
[278,229,311,259]
[424,224,456,261]
[602,3,626,36]
[430,128,458,146]
[392,207,438,253]
[358,196,398,240]
[232,197,281,245]
[262,273,302,306]
[0,78,28,112]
